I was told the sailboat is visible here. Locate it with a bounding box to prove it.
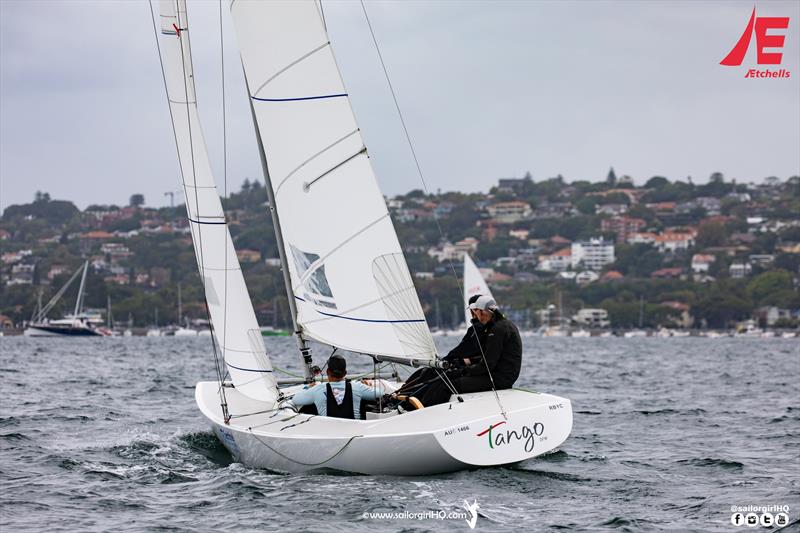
[153,0,571,475]
[463,254,492,324]
[24,261,108,337]
[172,283,198,337]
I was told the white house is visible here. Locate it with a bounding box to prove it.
[571,238,615,270]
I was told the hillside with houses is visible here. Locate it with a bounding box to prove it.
[1,171,799,333]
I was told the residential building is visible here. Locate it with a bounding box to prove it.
[427,238,479,262]
[729,262,752,278]
[654,232,695,253]
[601,216,646,243]
[487,201,532,224]
[691,254,716,274]
[754,306,792,326]
[509,228,530,240]
[574,308,610,328]
[236,249,262,263]
[571,238,615,271]
[749,254,774,267]
[575,271,600,285]
[627,232,658,245]
[537,248,572,272]
[8,263,35,285]
[651,267,684,279]
[596,203,628,216]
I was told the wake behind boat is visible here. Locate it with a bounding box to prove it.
[151,0,572,475]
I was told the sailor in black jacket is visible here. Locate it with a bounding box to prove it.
[393,295,486,400]
[419,295,522,406]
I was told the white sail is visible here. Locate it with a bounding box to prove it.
[158,0,277,402]
[230,0,436,363]
[463,254,493,325]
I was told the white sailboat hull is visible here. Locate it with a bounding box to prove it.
[196,381,572,475]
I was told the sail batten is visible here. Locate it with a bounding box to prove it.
[157,0,278,402]
[230,0,436,362]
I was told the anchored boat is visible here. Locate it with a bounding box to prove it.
[152,0,572,475]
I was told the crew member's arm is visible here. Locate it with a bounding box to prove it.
[358,380,385,400]
[442,322,482,363]
[291,383,319,406]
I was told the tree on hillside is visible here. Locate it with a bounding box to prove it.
[645,176,669,189]
[696,220,728,248]
[129,194,145,207]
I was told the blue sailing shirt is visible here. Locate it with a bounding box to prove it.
[291,380,383,419]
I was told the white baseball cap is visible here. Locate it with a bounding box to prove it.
[468,295,497,311]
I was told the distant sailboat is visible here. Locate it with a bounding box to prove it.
[24,261,108,337]
[152,0,572,474]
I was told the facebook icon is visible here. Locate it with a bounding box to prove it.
[731,513,744,526]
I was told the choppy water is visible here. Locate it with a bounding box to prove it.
[0,336,798,532]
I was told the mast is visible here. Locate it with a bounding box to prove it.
[74,261,88,317]
[639,295,644,329]
[246,80,314,380]
[107,295,111,328]
[177,282,182,327]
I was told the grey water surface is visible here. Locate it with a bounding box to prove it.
[0,336,798,532]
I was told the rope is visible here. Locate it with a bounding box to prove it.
[249,431,361,467]
[358,1,507,419]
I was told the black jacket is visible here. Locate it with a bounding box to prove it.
[462,314,521,388]
[442,319,486,364]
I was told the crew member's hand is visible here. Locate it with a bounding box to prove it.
[463,358,471,366]
[308,381,318,388]
[361,379,373,386]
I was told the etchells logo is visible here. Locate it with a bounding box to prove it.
[475,420,544,452]
[720,6,791,78]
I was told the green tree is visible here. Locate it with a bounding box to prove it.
[696,221,728,248]
[747,270,797,307]
[129,194,145,207]
[645,176,669,189]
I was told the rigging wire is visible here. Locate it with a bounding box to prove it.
[219,0,232,386]
[148,0,229,421]
[358,1,507,418]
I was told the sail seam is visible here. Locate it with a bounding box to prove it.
[252,93,347,102]
[226,362,274,373]
[303,147,366,192]
[188,218,226,225]
[274,128,360,197]
[252,41,330,97]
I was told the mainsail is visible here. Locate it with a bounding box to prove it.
[230,0,436,363]
[463,254,493,325]
[157,0,277,402]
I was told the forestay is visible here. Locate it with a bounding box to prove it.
[463,254,493,325]
[229,0,436,364]
[158,0,278,402]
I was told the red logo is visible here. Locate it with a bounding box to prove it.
[721,7,791,78]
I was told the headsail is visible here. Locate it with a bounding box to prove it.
[157,0,278,402]
[464,254,493,325]
[230,0,436,364]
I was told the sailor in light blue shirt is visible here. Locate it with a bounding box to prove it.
[291,355,384,419]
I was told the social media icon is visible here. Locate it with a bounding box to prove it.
[731,513,744,526]
[760,513,773,527]
[775,513,789,526]
[745,513,759,527]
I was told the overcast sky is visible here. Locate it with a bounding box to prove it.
[1,0,798,210]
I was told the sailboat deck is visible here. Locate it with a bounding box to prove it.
[197,381,561,438]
